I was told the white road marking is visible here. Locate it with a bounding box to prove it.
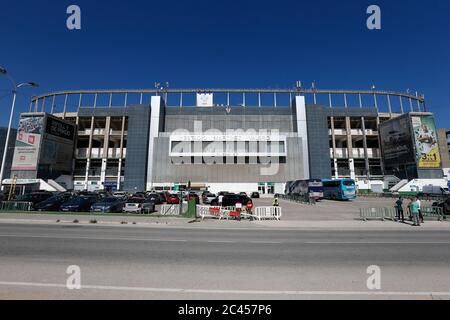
[0,281,449,297]
[306,242,450,245]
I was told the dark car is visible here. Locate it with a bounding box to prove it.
[157,192,167,204]
[141,199,156,214]
[251,192,260,199]
[238,195,253,206]
[35,193,73,212]
[123,198,156,214]
[211,194,242,207]
[60,196,98,212]
[90,197,125,213]
[15,192,54,208]
[147,193,163,205]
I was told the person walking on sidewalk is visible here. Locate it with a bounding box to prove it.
[417,198,424,223]
[409,197,421,227]
[395,197,405,223]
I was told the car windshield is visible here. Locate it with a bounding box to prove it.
[343,181,355,186]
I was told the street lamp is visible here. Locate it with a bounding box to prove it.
[0,67,39,190]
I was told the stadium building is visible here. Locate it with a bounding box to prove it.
[3,86,444,195]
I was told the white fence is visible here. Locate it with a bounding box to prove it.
[196,205,282,221]
[160,203,188,216]
[254,207,282,221]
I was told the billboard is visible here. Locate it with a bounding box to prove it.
[11,116,44,171]
[411,116,441,168]
[379,115,415,168]
[39,115,76,174]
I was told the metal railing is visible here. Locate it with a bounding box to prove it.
[28,88,426,114]
[280,194,316,205]
[0,201,34,212]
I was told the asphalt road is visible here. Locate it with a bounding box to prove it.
[0,223,450,300]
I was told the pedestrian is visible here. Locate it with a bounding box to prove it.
[395,197,405,223]
[218,194,224,207]
[409,197,421,227]
[273,196,279,207]
[416,197,424,223]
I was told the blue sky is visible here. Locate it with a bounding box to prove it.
[0,0,449,128]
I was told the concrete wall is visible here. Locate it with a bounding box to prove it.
[148,106,306,185]
[305,105,379,179]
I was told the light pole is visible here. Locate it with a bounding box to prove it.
[0,66,39,190]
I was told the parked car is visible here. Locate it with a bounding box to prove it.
[157,192,167,203]
[211,194,242,207]
[251,192,260,199]
[129,193,146,201]
[35,193,73,212]
[141,199,156,213]
[15,192,54,208]
[166,193,180,204]
[238,195,253,206]
[60,196,98,212]
[123,198,156,214]
[146,193,163,205]
[433,198,450,216]
[90,197,125,213]
[112,191,128,200]
[202,193,217,205]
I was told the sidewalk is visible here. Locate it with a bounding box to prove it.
[0,212,449,231]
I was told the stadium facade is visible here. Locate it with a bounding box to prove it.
[4,87,445,195]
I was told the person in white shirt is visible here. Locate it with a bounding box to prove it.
[416,198,424,223]
[218,195,224,207]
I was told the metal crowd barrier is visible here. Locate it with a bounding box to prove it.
[160,203,188,216]
[254,207,282,221]
[360,207,397,221]
[196,205,282,221]
[0,201,34,212]
[280,195,316,205]
[361,206,446,222]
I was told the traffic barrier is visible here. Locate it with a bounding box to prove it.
[417,206,445,221]
[360,207,397,221]
[196,205,224,220]
[0,201,33,212]
[281,195,316,205]
[254,207,282,221]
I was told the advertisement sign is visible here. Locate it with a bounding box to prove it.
[11,116,44,171]
[411,116,441,168]
[379,115,415,167]
[39,115,76,173]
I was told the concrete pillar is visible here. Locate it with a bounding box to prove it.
[85,117,95,190]
[100,117,111,189]
[117,116,126,190]
[361,116,370,179]
[146,96,165,190]
[346,117,355,179]
[295,96,310,180]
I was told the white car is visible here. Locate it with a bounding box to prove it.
[203,193,217,204]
